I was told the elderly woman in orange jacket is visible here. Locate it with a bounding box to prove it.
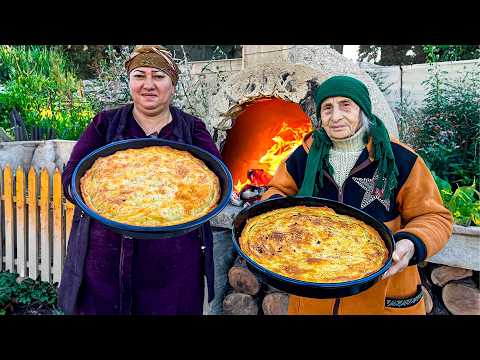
[260,75,453,315]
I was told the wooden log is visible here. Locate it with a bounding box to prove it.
[223,292,258,315]
[262,292,289,315]
[421,286,433,314]
[442,282,480,315]
[431,265,472,287]
[228,256,260,295]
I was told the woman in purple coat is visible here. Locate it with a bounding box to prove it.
[58,45,221,315]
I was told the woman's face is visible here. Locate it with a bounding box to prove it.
[129,67,175,114]
[319,96,362,140]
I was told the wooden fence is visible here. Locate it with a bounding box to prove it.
[0,165,74,284]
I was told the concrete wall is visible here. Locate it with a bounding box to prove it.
[358,59,480,109]
[199,45,400,147]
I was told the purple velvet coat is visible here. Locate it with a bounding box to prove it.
[58,104,221,315]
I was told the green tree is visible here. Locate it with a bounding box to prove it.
[423,45,480,63]
[359,45,479,66]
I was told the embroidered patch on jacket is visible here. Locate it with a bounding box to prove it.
[385,286,423,308]
[352,169,391,211]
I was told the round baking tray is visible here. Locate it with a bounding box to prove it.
[232,196,394,298]
[71,138,232,239]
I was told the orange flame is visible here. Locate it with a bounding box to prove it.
[234,121,312,193]
[235,178,251,192]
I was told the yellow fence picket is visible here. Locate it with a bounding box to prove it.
[4,165,14,272]
[0,166,75,283]
[15,167,27,277]
[65,200,74,247]
[28,167,38,280]
[39,169,51,282]
[52,169,63,283]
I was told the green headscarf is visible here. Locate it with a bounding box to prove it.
[298,75,399,200]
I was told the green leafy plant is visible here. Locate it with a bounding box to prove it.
[416,63,480,187]
[423,45,480,63]
[0,46,67,82]
[0,45,95,140]
[0,271,61,315]
[0,271,18,315]
[433,172,480,226]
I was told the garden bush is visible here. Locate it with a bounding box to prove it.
[433,173,480,226]
[0,271,61,315]
[0,45,95,140]
[415,63,480,187]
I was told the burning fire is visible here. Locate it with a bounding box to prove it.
[234,121,312,193]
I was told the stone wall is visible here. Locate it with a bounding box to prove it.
[428,225,480,271]
[0,140,76,174]
[203,45,399,150]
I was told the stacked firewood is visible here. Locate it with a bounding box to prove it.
[419,262,479,315]
[223,258,479,315]
[222,256,289,315]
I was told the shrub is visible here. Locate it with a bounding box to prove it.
[84,45,134,112]
[85,45,231,121]
[392,92,425,149]
[390,63,480,173]
[423,45,480,63]
[0,271,61,315]
[61,45,109,80]
[0,45,95,140]
[433,172,480,226]
[0,45,69,83]
[415,63,480,187]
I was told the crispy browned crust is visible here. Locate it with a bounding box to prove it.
[80,146,220,226]
[239,206,388,283]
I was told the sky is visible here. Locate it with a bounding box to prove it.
[342,45,359,62]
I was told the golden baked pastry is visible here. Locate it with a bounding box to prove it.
[80,146,220,226]
[239,206,388,283]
